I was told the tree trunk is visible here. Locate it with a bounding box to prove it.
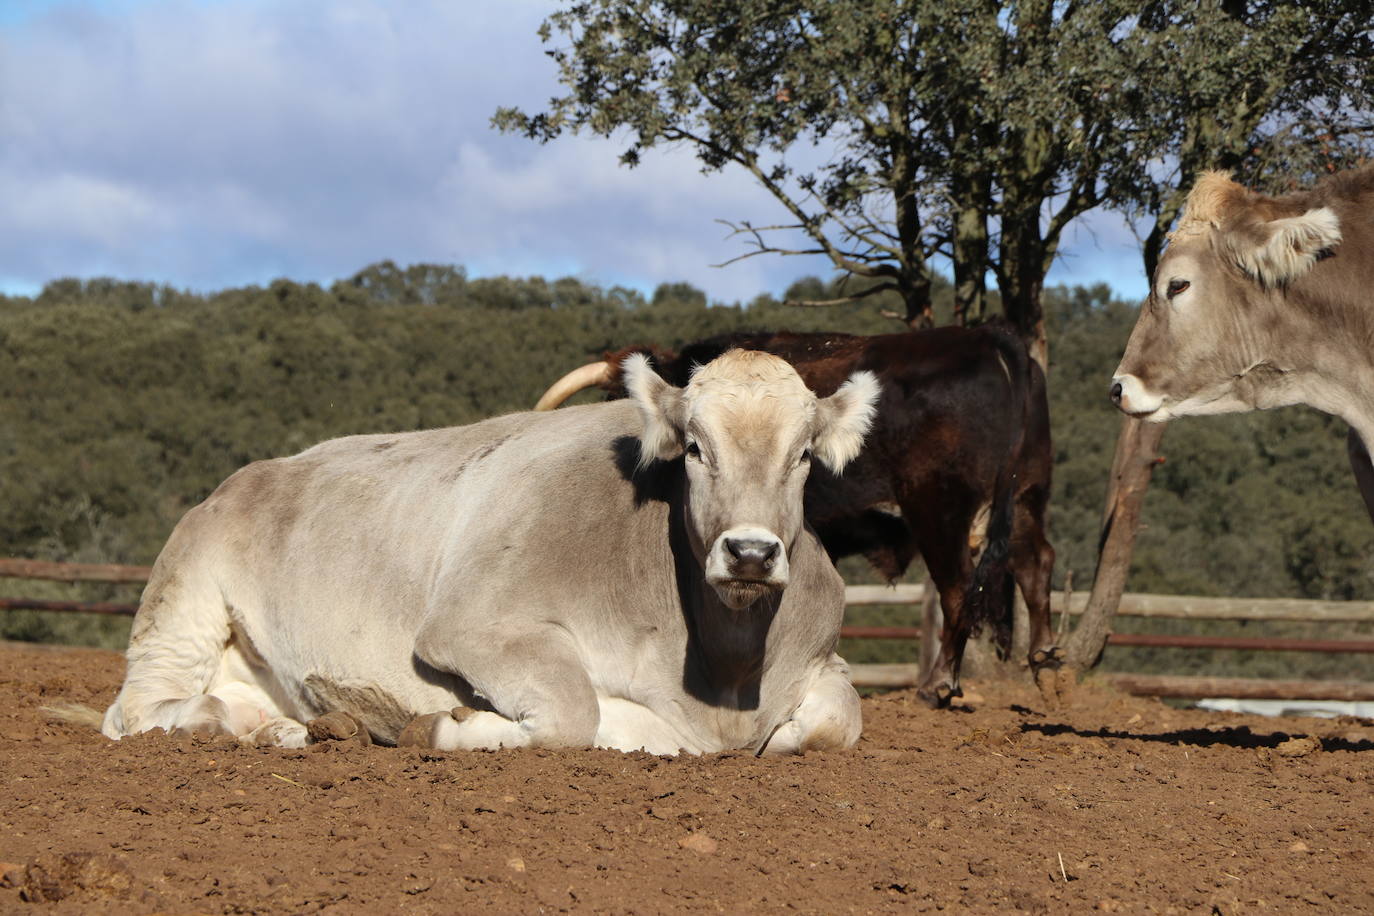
[900,269,935,329]
[950,169,992,327]
[1063,417,1168,670]
[995,213,1049,371]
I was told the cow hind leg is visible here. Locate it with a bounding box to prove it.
[1011,492,1065,709]
[103,562,304,744]
[1015,522,1060,671]
[102,563,234,738]
[912,528,975,709]
[105,648,306,746]
[917,580,971,709]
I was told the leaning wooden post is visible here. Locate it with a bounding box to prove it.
[918,572,941,680]
[1063,416,1168,671]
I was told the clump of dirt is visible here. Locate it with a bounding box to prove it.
[12,851,138,904]
[1,641,1371,913]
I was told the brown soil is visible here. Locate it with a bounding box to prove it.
[1,642,1371,914]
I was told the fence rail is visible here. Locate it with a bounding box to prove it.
[844,582,1374,623]
[844,665,1374,701]
[0,597,140,615]
[0,558,153,584]
[5,559,1373,700]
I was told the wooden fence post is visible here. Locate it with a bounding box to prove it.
[1064,417,1167,671]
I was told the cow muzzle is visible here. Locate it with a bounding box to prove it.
[1109,374,1165,419]
[705,527,789,610]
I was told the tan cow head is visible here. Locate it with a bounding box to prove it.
[1112,171,1344,421]
[626,349,879,610]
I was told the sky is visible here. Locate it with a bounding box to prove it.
[0,0,1152,304]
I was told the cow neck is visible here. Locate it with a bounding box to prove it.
[666,471,780,706]
[1258,290,1374,443]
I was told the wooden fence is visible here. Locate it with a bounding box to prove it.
[5,559,1374,701]
[843,582,1374,700]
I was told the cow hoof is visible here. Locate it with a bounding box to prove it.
[171,718,234,740]
[243,717,309,748]
[306,711,373,746]
[397,711,451,749]
[916,682,958,710]
[1030,645,1065,670]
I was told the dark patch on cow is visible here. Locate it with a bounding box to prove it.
[301,674,415,743]
[611,435,678,508]
[440,434,512,484]
[372,440,397,452]
[610,433,768,710]
[302,669,491,746]
[663,470,769,712]
[598,322,1058,707]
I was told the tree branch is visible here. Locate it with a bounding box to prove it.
[661,124,903,280]
[783,282,901,308]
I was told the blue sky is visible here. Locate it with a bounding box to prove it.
[0,0,1151,304]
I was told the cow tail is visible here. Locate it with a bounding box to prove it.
[963,331,1031,660]
[964,471,1017,659]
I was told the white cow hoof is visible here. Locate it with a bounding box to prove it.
[396,711,453,749]
[396,707,488,750]
[166,695,235,738]
[242,716,309,748]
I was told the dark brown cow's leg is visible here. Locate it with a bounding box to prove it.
[1013,494,1059,673]
[913,525,975,709]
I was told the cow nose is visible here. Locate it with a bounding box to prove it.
[1109,379,1123,406]
[724,537,779,575]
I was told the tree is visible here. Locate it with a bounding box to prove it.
[495,2,1366,366]
[498,0,1374,679]
[493,1,1112,358]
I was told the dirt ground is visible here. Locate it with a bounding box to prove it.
[1,642,1371,914]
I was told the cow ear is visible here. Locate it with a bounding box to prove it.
[1229,207,1342,287]
[625,353,686,466]
[812,371,880,473]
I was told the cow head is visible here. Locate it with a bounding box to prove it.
[626,349,879,610]
[1112,171,1343,421]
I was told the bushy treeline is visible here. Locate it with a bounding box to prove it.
[2,263,1371,675]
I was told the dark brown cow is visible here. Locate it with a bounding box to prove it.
[538,323,1059,707]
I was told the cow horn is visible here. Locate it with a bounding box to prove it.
[533,361,613,410]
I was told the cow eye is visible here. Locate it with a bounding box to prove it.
[1166,279,1190,298]
[798,449,812,466]
[685,441,702,460]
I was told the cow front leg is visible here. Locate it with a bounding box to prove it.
[759,659,861,755]
[396,706,532,751]
[410,619,600,751]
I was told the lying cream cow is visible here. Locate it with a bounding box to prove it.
[101,350,879,754]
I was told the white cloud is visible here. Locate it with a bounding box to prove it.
[0,0,1145,305]
[1047,207,1150,301]
[1,171,169,243]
